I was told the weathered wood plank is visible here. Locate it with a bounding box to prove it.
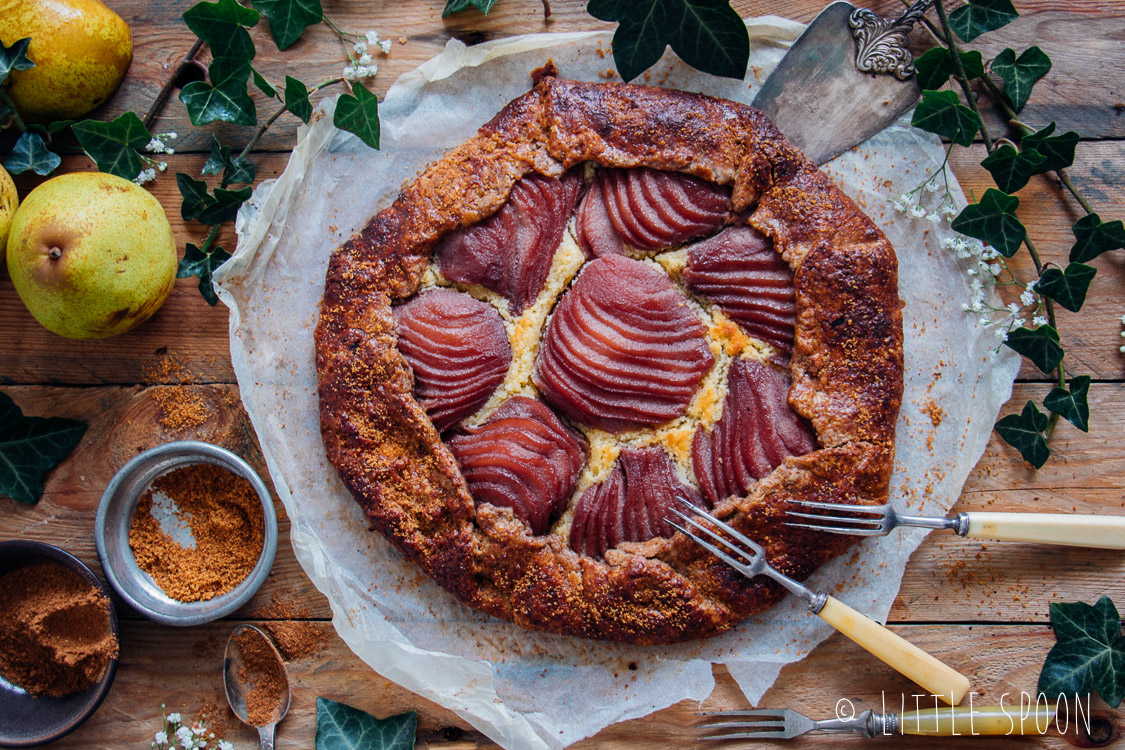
[80,0,1125,154]
[49,621,1117,749]
[2,383,1123,626]
[3,140,1122,385]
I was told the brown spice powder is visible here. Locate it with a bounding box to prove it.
[152,386,211,431]
[235,629,286,727]
[128,463,265,602]
[263,621,328,661]
[0,561,118,697]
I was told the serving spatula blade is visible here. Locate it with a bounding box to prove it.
[752,0,922,165]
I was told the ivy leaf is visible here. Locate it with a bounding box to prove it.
[991,46,1052,113]
[980,144,1047,193]
[1069,213,1125,263]
[284,75,312,124]
[1043,375,1091,433]
[994,400,1050,469]
[910,89,981,147]
[950,188,1026,258]
[1035,262,1096,313]
[949,0,1018,43]
[2,131,61,176]
[1004,324,1064,374]
[587,0,750,83]
[183,0,260,60]
[178,243,233,306]
[179,57,256,126]
[0,391,87,505]
[1038,597,1125,708]
[333,81,380,150]
[201,136,256,187]
[176,173,252,224]
[71,111,152,180]
[0,37,35,85]
[1021,123,1079,174]
[251,67,278,98]
[913,48,984,92]
[442,0,498,15]
[316,697,416,750]
[251,0,323,50]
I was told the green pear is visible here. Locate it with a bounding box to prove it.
[6,172,177,339]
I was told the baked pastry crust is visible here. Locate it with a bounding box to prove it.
[315,71,904,645]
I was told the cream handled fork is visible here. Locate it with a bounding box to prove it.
[667,502,971,705]
[786,500,1125,549]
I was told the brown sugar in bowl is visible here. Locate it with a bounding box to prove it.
[94,441,278,626]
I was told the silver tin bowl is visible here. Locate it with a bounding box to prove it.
[94,441,277,626]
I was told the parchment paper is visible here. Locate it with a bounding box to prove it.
[215,21,1021,750]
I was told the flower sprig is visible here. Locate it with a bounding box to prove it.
[897,0,1122,467]
[150,706,232,750]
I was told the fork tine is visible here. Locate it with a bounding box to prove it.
[785,521,886,536]
[786,510,884,526]
[791,499,887,514]
[698,720,787,729]
[696,710,786,717]
[666,519,754,573]
[700,731,788,740]
[668,509,760,565]
[671,496,765,554]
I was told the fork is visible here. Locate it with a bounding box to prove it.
[697,704,1057,740]
[667,501,971,705]
[785,500,1125,549]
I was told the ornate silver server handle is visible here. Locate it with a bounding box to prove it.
[849,0,936,79]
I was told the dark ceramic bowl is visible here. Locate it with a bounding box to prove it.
[0,540,119,748]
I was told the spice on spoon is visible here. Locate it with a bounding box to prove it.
[234,628,288,727]
[0,561,118,697]
[128,462,264,602]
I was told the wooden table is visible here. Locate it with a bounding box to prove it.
[2,0,1123,747]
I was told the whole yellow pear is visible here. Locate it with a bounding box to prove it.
[6,172,177,339]
[0,165,16,249]
[0,0,133,122]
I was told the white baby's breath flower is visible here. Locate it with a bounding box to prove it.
[989,263,1002,276]
[927,211,943,224]
[359,53,373,65]
[924,178,940,192]
[157,161,167,172]
[978,317,991,326]
[343,65,358,80]
[145,137,165,153]
[1120,313,1125,325]
[892,194,911,213]
[365,30,381,44]
[177,726,193,744]
[134,168,157,185]
[166,132,178,140]
[967,267,978,277]
[379,39,392,54]
[155,731,168,744]
[1007,302,1021,315]
[1019,289,1037,307]
[909,204,927,218]
[1033,315,1049,327]
[353,40,368,55]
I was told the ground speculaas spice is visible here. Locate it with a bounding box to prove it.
[128,463,265,602]
[235,629,286,727]
[0,561,118,697]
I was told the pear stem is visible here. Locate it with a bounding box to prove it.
[47,247,62,260]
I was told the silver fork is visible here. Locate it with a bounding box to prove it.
[785,499,1125,549]
[666,499,970,705]
[698,707,889,740]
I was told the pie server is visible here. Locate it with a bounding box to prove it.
[753,0,934,165]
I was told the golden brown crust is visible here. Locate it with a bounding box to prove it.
[314,75,904,644]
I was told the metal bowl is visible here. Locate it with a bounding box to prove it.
[94,441,277,626]
[0,541,119,748]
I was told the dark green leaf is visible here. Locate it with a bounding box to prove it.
[251,0,323,50]
[201,136,256,187]
[950,188,1026,258]
[179,57,256,126]
[333,81,380,149]
[994,400,1050,468]
[1004,324,1064,374]
[177,243,233,306]
[588,0,750,82]
[2,131,61,176]
[1069,213,1125,263]
[1035,262,1096,313]
[316,697,416,750]
[911,89,981,147]
[71,112,152,180]
[1043,375,1091,432]
[251,66,278,98]
[442,0,498,15]
[0,391,87,505]
[176,173,251,224]
[183,0,260,60]
[913,48,984,92]
[980,144,1047,193]
[0,37,35,85]
[991,46,1051,112]
[949,0,1018,43]
[1038,597,1125,708]
[1021,123,1079,174]
[284,75,312,124]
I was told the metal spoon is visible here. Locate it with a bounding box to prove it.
[224,624,290,750]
